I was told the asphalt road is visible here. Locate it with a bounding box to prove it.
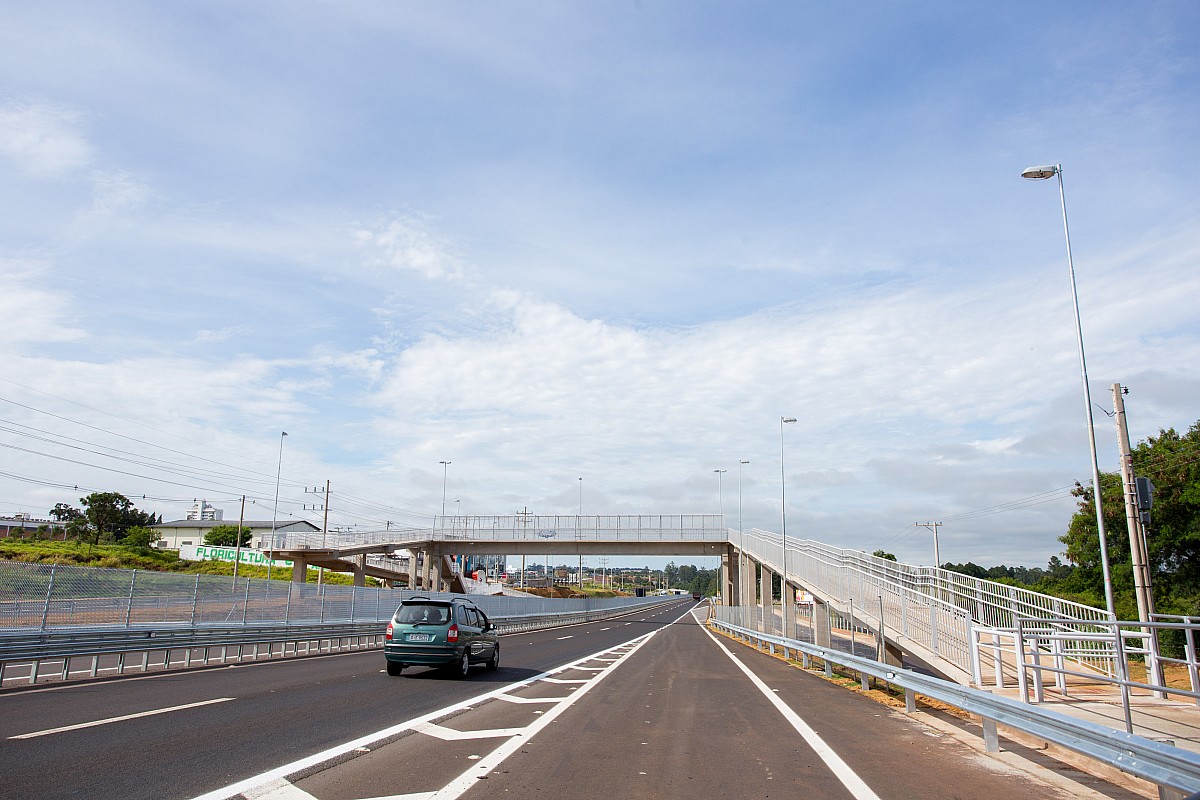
[1,600,1138,800]
[0,599,693,800]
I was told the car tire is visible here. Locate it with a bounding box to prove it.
[386,661,404,676]
[486,644,499,671]
[452,650,470,679]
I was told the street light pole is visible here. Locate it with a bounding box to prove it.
[780,417,797,635]
[713,469,727,519]
[268,431,287,581]
[1022,164,1116,618]
[738,459,749,544]
[439,460,452,517]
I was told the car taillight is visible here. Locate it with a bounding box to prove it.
[386,621,393,640]
[447,624,459,642]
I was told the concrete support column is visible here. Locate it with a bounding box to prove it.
[406,550,417,589]
[353,554,366,587]
[760,564,773,633]
[422,550,435,591]
[740,555,755,610]
[721,547,734,606]
[291,554,308,584]
[813,596,832,648]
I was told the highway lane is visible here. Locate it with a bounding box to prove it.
[256,607,1137,800]
[0,598,695,800]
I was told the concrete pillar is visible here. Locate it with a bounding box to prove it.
[760,564,773,633]
[353,554,366,587]
[722,546,736,606]
[740,555,755,609]
[813,596,832,648]
[406,550,417,590]
[291,554,308,584]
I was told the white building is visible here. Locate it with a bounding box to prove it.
[186,500,224,521]
[151,519,319,550]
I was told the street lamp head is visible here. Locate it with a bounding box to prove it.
[1021,165,1059,180]
[713,468,727,474]
[782,417,797,424]
[740,459,749,464]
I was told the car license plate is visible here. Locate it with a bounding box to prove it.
[406,633,433,642]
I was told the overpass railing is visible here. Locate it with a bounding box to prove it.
[433,514,727,542]
[738,529,1117,680]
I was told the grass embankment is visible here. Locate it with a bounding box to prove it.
[0,539,359,584]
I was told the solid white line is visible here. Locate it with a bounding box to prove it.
[540,678,590,684]
[555,635,574,640]
[9,697,236,739]
[699,625,882,800]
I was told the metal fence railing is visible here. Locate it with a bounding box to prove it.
[0,560,674,633]
[736,529,1116,680]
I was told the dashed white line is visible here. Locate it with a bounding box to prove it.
[10,697,236,739]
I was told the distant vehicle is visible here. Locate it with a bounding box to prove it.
[692,593,702,601]
[384,597,499,678]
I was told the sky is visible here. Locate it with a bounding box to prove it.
[1,2,1198,571]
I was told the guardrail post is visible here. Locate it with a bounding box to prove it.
[969,623,983,687]
[39,564,58,631]
[929,603,939,653]
[905,688,916,713]
[124,570,138,628]
[982,717,999,753]
[1016,619,1029,703]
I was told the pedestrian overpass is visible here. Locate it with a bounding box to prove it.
[269,513,1114,686]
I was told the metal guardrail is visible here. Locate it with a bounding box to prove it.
[710,610,1200,797]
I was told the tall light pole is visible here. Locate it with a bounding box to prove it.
[780,417,797,634]
[439,460,452,516]
[578,477,583,589]
[268,431,288,581]
[713,469,727,519]
[738,460,749,543]
[1022,164,1116,618]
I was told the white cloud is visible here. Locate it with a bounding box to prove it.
[0,102,92,176]
[354,217,468,283]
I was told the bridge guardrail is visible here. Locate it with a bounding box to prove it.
[710,610,1200,797]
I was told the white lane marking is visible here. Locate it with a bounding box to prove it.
[496,694,570,704]
[187,635,654,800]
[599,627,610,631]
[245,779,318,799]
[427,634,658,800]
[541,678,590,684]
[699,626,883,800]
[556,635,574,640]
[573,666,607,671]
[414,722,526,741]
[9,697,236,740]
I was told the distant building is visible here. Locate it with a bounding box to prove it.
[0,514,67,539]
[186,500,224,521]
[151,519,320,550]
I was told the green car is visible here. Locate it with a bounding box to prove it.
[383,597,500,678]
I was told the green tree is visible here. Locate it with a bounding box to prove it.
[1061,420,1200,617]
[871,549,897,561]
[122,526,162,548]
[204,525,252,547]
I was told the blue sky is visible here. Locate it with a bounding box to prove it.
[1,2,1198,570]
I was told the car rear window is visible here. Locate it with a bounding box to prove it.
[396,603,450,624]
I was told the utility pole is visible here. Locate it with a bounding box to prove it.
[1112,384,1161,686]
[915,522,942,569]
